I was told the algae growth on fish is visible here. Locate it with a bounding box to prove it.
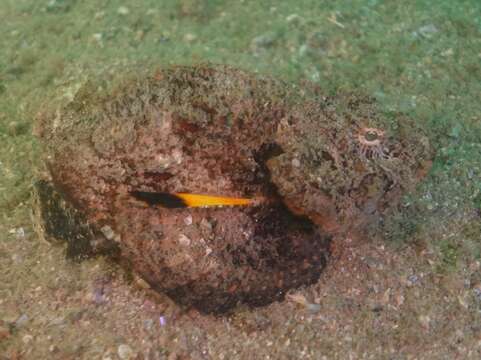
[32,65,432,313]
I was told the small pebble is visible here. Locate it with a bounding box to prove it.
[200,218,212,230]
[414,24,439,39]
[184,215,193,226]
[286,14,302,24]
[184,33,197,42]
[135,276,151,289]
[117,344,134,360]
[117,6,130,15]
[49,317,66,326]
[22,334,33,344]
[15,314,29,328]
[441,48,454,57]
[395,294,405,307]
[419,24,438,37]
[407,274,419,285]
[419,315,431,330]
[15,227,25,238]
[100,225,115,240]
[143,319,154,330]
[178,234,191,246]
[286,293,308,306]
[92,33,103,46]
[306,303,321,313]
[473,287,481,301]
[92,288,106,304]
[11,253,23,264]
[251,33,276,49]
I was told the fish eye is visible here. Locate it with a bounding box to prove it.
[364,131,379,142]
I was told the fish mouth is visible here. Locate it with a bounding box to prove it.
[129,142,284,209]
[130,191,254,208]
[124,139,331,314]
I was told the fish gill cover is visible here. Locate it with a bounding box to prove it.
[32,64,433,313]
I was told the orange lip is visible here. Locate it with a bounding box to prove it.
[131,191,253,208]
[175,193,253,207]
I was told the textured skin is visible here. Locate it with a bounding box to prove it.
[268,92,433,235]
[34,65,431,313]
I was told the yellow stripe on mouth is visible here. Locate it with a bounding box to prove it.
[131,190,254,208]
[175,193,253,207]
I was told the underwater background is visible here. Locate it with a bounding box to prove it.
[1,0,480,358]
